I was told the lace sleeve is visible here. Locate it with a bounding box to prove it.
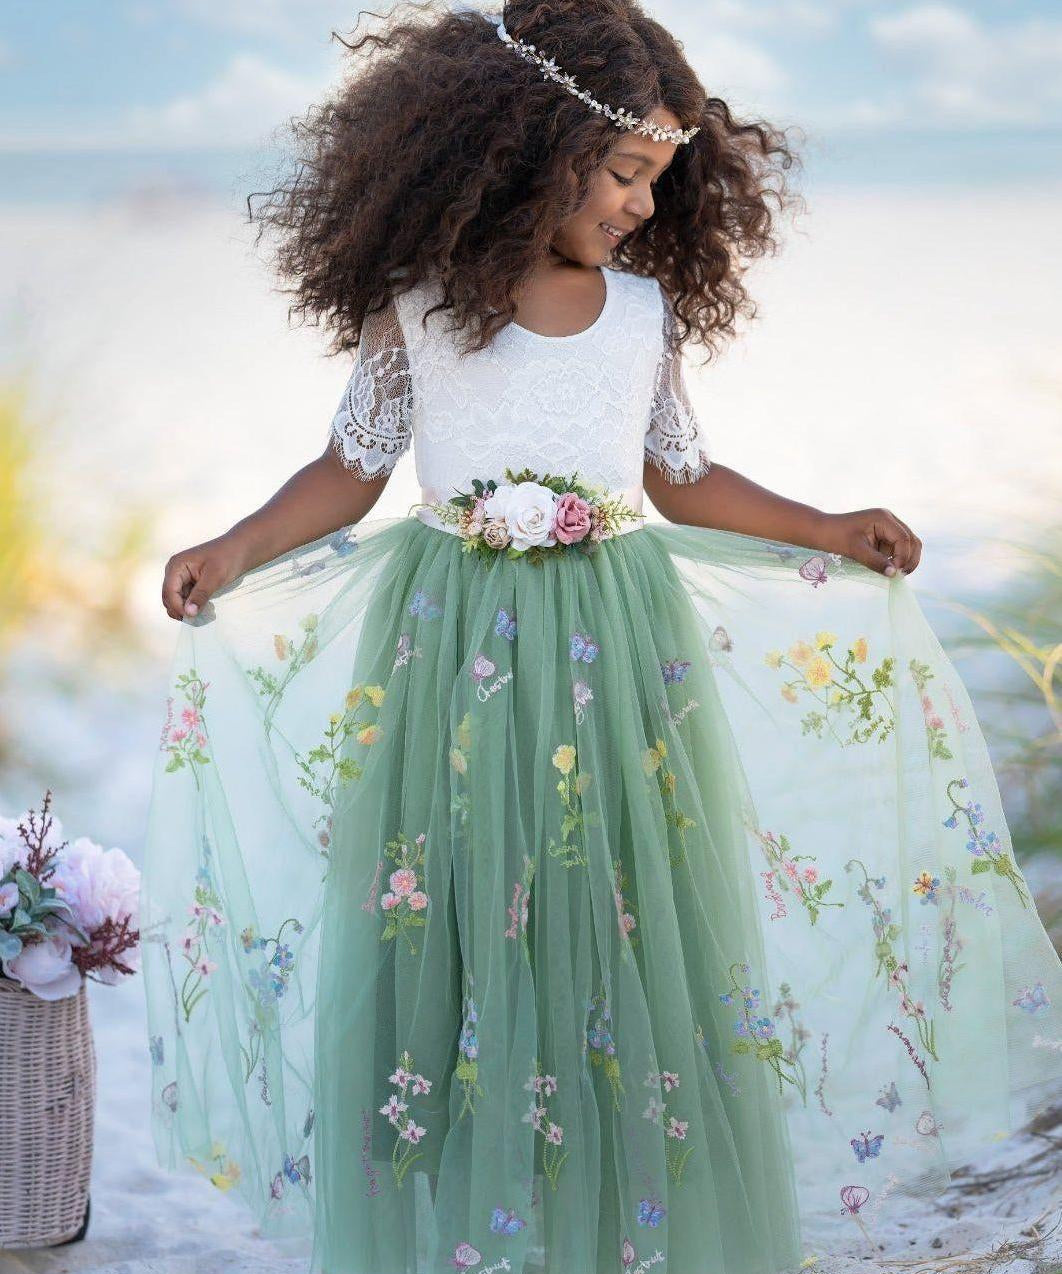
[328,297,413,481]
[644,291,712,484]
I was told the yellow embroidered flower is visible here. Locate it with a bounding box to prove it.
[552,744,577,775]
[642,745,663,775]
[304,637,318,660]
[357,724,381,745]
[456,712,473,751]
[210,1160,241,1191]
[346,685,363,710]
[803,657,832,689]
[852,636,868,663]
[764,650,783,669]
[449,747,467,775]
[329,712,342,726]
[828,689,844,706]
[814,631,836,650]
[365,685,386,708]
[781,685,798,704]
[788,641,814,665]
[912,872,932,897]
[654,738,667,759]
[574,771,592,796]
[273,634,290,660]
[662,771,677,795]
[300,613,319,632]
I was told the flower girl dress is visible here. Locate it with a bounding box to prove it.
[141,265,1062,1274]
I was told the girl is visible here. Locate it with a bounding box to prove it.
[142,4,1062,1273]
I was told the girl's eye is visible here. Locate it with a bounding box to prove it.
[610,171,636,187]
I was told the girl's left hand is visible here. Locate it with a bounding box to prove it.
[817,507,923,577]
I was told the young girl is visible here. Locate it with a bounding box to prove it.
[142,4,1062,1273]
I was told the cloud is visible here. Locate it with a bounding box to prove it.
[867,5,1062,127]
[0,52,330,151]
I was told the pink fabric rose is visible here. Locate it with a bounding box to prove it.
[552,493,592,545]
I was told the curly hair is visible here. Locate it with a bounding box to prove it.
[248,0,805,362]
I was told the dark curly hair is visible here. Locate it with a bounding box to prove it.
[248,0,805,362]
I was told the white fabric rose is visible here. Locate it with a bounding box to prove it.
[483,482,558,551]
[2,931,82,1000]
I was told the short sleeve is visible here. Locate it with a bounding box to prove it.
[643,289,712,484]
[328,297,413,481]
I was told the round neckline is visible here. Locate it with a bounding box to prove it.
[509,266,614,342]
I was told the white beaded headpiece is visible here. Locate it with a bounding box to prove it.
[479,9,699,146]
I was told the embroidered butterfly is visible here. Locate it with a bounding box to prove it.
[489,1206,527,1235]
[850,1131,884,1163]
[875,1081,901,1113]
[495,608,517,641]
[709,626,732,652]
[570,631,600,663]
[661,659,692,685]
[636,1195,666,1227]
[160,1080,178,1112]
[328,527,358,557]
[1012,981,1050,1015]
[915,1110,942,1136]
[621,1235,637,1269]
[283,1152,312,1184]
[409,589,443,620]
[471,652,496,684]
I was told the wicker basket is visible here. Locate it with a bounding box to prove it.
[0,976,96,1247]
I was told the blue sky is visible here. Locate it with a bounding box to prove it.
[2,0,1061,196]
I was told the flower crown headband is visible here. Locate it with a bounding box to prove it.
[478,8,699,146]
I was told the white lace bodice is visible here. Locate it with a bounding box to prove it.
[327,267,711,517]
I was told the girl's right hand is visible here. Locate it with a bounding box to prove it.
[161,535,248,621]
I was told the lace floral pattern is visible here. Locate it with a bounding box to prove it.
[327,271,712,495]
[328,299,413,481]
[643,298,712,485]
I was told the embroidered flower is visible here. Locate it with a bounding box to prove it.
[852,636,868,663]
[552,744,576,775]
[803,656,832,688]
[389,868,417,897]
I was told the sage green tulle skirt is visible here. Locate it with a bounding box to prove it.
[141,516,1062,1274]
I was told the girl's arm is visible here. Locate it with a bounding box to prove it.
[643,459,923,576]
[161,444,389,621]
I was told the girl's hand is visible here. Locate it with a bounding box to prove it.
[161,534,248,621]
[817,507,923,577]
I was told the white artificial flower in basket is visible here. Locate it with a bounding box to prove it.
[0,789,141,1249]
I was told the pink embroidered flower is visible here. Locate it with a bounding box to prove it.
[389,869,417,898]
[380,892,399,911]
[928,714,944,730]
[545,1122,564,1145]
[802,866,819,885]
[553,492,592,545]
[181,706,201,729]
[660,1070,680,1091]
[642,1097,664,1124]
[170,726,189,742]
[408,891,428,911]
[665,1116,689,1140]
[411,1073,432,1095]
[523,1103,546,1130]
[619,912,637,935]
[400,1122,427,1144]
[389,1064,412,1087]
[533,1074,558,1095]
[380,1094,408,1123]
[181,933,196,954]
[782,859,800,881]
[196,958,217,977]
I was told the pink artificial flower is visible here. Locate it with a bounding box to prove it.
[553,492,593,545]
[2,931,82,1000]
[0,880,18,917]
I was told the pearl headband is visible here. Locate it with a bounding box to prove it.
[478,9,700,146]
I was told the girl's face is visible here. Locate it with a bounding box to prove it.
[550,107,681,267]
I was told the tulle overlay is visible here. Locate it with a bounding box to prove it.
[141,515,1062,1274]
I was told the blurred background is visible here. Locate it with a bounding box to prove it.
[0,1,1059,1267]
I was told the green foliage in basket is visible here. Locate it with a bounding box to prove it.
[0,867,87,962]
